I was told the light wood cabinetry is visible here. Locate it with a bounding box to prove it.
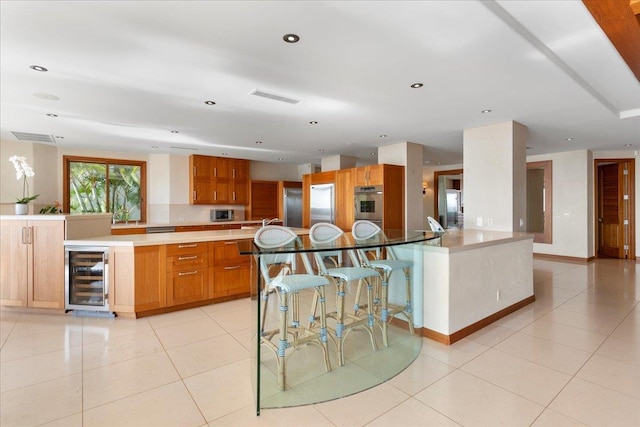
[175,224,241,232]
[336,169,355,231]
[303,164,404,231]
[112,227,146,235]
[248,180,279,220]
[0,219,65,309]
[189,155,249,205]
[210,240,250,299]
[355,164,384,186]
[166,242,209,306]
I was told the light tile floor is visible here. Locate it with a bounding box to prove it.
[1,258,638,426]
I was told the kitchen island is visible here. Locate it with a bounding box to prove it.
[418,229,535,344]
[64,228,304,317]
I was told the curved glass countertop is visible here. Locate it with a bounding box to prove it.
[238,229,443,415]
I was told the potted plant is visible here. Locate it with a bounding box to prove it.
[9,156,38,215]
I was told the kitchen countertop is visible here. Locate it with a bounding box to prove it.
[424,228,534,253]
[111,219,274,230]
[65,227,308,247]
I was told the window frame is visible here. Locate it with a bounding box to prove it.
[63,155,147,223]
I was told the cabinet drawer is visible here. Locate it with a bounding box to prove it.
[166,242,207,257]
[211,240,248,263]
[166,269,208,306]
[166,252,208,271]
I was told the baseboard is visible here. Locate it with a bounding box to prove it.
[421,295,536,345]
[533,253,595,263]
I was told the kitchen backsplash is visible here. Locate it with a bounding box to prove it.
[148,204,245,224]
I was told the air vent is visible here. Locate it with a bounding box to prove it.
[250,89,300,105]
[169,146,198,151]
[11,132,55,143]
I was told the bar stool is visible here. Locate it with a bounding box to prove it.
[309,223,379,366]
[352,220,415,347]
[254,225,332,391]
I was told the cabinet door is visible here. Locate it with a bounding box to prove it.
[231,180,249,204]
[191,155,213,179]
[213,180,231,203]
[336,169,355,231]
[134,245,166,312]
[29,220,65,309]
[167,269,208,306]
[0,219,28,306]
[230,159,249,180]
[354,166,369,186]
[210,240,250,298]
[367,164,384,185]
[213,157,230,179]
[192,180,214,204]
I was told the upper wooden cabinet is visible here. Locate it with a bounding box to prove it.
[355,164,384,186]
[189,155,250,205]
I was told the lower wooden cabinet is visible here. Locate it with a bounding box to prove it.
[112,238,251,316]
[166,242,209,306]
[209,240,250,299]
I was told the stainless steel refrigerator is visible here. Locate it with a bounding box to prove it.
[283,187,302,227]
[310,183,335,225]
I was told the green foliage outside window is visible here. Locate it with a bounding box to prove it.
[69,161,142,222]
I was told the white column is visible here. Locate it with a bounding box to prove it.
[463,121,527,232]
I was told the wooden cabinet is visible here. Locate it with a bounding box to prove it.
[336,169,355,231]
[189,155,249,205]
[166,242,208,306]
[303,164,404,231]
[0,219,65,309]
[248,180,279,220]
[175,224,241,232]
[210,240,250,299]
[355,164,384,186]
[111,227,146,235]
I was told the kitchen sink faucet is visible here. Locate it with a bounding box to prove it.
[262,218,279,227]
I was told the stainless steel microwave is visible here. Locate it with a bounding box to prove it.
[210,209,235,222]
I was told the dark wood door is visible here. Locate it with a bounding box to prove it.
[598,163,625,258]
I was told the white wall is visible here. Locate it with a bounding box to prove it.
[0,140,306,222]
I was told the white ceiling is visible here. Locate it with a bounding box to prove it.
[1,0,639,166]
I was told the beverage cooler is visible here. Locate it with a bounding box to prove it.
[65,246,110,312]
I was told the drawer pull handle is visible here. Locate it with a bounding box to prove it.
[178,255,198,261]
[224,241,236,245]
[224,266,240,270]
[178,244,197,248]
[178,271,198,276]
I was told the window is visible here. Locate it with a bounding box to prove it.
[63,156,146,223]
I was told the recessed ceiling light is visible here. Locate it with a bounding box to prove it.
[30,65,48,72]
[46,113,58,117]
[410,83,423,89]
[170,130,179,134]
[371,152,376,156]
[151,145,159,149]
[278,158,284,161]
[424,160,431,164]
[221,152,228,156]
[283,33,300,43]
[255,141,262,144]
[318,149,325,152]
[481,109,492,113]
[204,100,216,105]
[379,134,388,138]
[624,144,632,147]
[565,137,574,141]
[309,121,318,125]
[55,135,64,139]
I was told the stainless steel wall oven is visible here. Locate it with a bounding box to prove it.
[354,185,383,224]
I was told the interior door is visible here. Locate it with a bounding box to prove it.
[598,163,625,258]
